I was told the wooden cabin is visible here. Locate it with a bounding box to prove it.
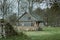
[16,12,44,31]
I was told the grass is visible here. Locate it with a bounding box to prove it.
[25,27,60,40]
[0,35,31,40]
[0,32,31,40]
[1,27,60,40]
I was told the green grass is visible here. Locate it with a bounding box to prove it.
[1,27,60,40]
[25,27,60,40]
[43,27,60,32]
[0,33,31,40]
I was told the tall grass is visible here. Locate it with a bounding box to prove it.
[0,32,31,40]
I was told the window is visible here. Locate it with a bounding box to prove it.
[28,17,31,20]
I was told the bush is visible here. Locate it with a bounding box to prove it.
[38,27,42,31]
[5,23,18,37]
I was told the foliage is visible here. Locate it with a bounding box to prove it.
[0,27,60,40]
[38,27,42,31]
[0,31,31,40]
[7,13,18,25]
[5,23,18,36]
[44,3,60,26]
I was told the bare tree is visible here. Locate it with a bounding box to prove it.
[0,0,18,38]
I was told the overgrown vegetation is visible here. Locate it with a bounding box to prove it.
[0,27,60,40]
[0,32,31,40]
[45,3,60,27]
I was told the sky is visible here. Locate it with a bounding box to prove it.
[33,0,51,10]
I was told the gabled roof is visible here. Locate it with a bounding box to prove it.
[30,12,43,21]
[31,8,43,21]
[19,11,43,21]
[19,12,36,21]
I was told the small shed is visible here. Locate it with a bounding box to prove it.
[17,12,44,27]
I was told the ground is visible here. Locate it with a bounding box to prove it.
[25,27,60,40]
[0,27,60,40]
